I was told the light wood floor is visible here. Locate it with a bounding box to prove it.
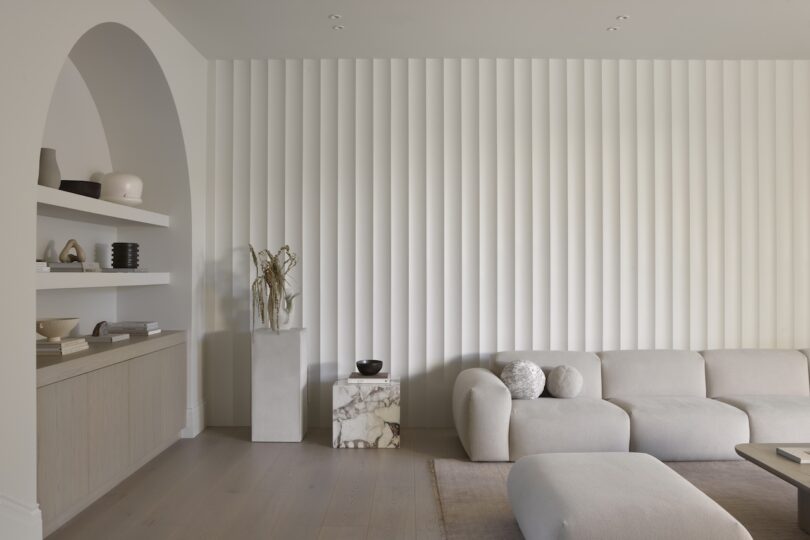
[49,427,466,540]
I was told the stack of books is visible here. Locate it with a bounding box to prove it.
[348,372,391,384]
[777,447,810,464]
[36,261,50,273]
[47,262,101,272]
[37,337,89,356]
[108,321,162,336]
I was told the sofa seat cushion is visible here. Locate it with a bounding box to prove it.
[507,452,752,540]
[715,395,810,443]
[509,398,629,461]
[609,397,749,460]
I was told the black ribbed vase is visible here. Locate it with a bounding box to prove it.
[112,242,139,269]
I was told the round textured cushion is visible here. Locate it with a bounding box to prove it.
[547,365,583,398]
[500,360,545,399]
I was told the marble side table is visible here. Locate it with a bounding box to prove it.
[332,379,400,448]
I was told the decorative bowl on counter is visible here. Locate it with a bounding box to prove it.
[356,359,384,376]
[36,318,79,342]
[59,180,101,199]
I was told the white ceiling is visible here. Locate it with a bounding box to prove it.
[150,0,810,59]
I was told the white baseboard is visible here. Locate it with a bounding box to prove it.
[0,493,42,540]
[181,399,205,438]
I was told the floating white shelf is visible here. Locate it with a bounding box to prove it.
[36,272,171,290]
[36,185,169,227]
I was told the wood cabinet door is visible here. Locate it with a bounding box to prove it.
[37,376,89,527]
[87,361,129,493]
[161,344,187,442]
[128,352,163,466]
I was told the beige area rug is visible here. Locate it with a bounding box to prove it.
[432,459,809,540]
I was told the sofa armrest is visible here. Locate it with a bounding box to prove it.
[452,368,512,461]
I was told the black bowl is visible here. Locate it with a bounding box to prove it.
[356,359,383,376]
[59,180,101,198]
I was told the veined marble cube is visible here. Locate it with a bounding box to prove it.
[333,380,401,449]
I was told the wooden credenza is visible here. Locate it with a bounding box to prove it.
[36,331,187,536]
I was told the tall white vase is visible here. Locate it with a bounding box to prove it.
[251,328,307,442]
[38,147,61,188]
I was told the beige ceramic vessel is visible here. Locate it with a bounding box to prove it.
[36,318,79,342]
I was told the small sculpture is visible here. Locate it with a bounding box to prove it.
[59,239,86,263]
[92,321,109,337]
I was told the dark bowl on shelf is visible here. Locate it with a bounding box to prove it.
[356,359,383,376]
[59,180,101,199]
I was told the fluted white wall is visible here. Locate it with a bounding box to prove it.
[207,59,810,428]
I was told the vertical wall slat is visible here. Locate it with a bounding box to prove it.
[478,59,497,364]
[460,59,480,369]
[549,59,568,350]
[794,61,810,348]
[706,60,724,350]
[267,59,286,251]
[636,60,655,349]
[532,59,551,350]
[443,58,462,425]
[740,60,759,348]
[602,60,621,351]
[688,60,707,351]
[722,61,741,348]
[302,59,321,427]
[285,60,304,329]
[619,60,638,350]
[319,59,339,425]
[758,61,776,347]
[337,59,356,378]
[496,59,515,351]
[584,60,603,351]
[389,59,409,420]
[232,60,251,426]
[407,58,427,424]
[671,60,690,350]
[567,59,586,351]
[354,59,373,360]
[775,60,794,348]
[372,59,392,363]
[514,58,533,350]
[653,60,673,349]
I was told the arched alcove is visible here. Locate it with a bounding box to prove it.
[38,21,192,339]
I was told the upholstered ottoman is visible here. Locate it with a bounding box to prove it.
[507,453,752,540]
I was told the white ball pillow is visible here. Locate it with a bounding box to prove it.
[500,360,545,399]
[547,365,583,398]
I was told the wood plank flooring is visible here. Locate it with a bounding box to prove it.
[48,427,465,540]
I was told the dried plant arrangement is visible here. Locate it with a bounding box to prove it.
[250,244,298,331]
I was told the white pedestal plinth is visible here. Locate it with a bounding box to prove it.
[251,328,307,442]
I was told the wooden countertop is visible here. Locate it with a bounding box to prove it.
[37,330,186,388]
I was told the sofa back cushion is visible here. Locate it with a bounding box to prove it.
[492,351,602,398]
[599,350,706,398]
[702,349,810,397]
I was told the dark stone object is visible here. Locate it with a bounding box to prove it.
[356,359,383,376]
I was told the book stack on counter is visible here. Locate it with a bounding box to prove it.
[37,337,89,356]
[348,372,391,384]
[107,321,162,336]
[36,261,50,273]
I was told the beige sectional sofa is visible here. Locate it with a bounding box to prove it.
[452,349,810,462]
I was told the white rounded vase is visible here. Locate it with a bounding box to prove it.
[100,172,144,206]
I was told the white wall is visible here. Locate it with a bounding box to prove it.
[0,2,208,537]
[207,58,810,428]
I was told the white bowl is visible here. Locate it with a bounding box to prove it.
[36,318,79,342]
[100,173,144,207]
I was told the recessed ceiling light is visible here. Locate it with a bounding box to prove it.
[332,25,345,30]
[329,14,341,20]
[616,15,629,21]
[606,26,619,31]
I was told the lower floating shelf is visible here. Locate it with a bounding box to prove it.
[36,272,170,290]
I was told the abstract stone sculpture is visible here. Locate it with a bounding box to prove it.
[59,238,86,263]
